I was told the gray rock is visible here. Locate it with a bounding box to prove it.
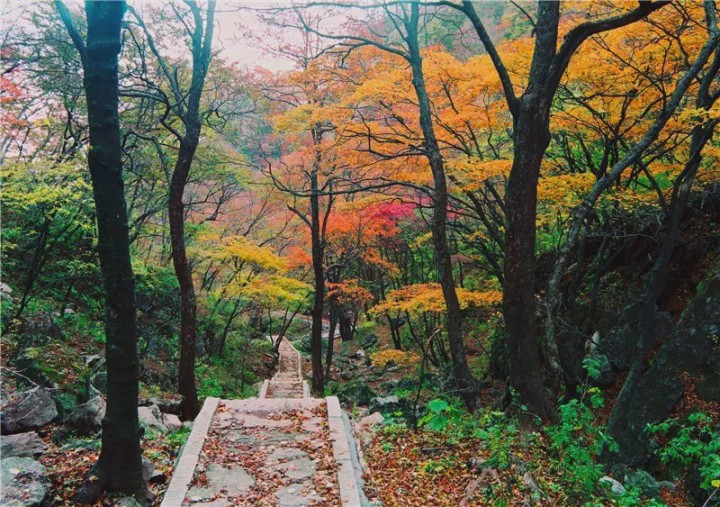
[146,397,182,415]
[271,457,315,481]
[142,458,154,482]
[163,413,182,432]
[114,497,144,507]
[624,469,660,498]
[266,448,308,463]
[205,463,255,495]
[1,432,47,458]
[0,457,51,507]
[275,483,320,506]
[138,404,167,434]
[0,282,13,300]
[467,456,491,472]
[187,487,214,502]
[599,476,626,496]
[83,354,104,369]
[603,305,673,371]
[605,275,720,467]
[355,412,383,445]
[522,471,543,497]
[369,395,413,420]
[1,388,58,434]
[67,396,106,436]
[89,371,107,396]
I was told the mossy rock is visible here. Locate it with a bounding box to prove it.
[53,392,80,421]
[13,342,89,392]
[329,380,376,407]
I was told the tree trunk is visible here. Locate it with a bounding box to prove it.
[503,103,558,424]
[171,140,200,420]
[325,311,338,381]
[62,0,145,501]
[309,153,325,394]
[406,4,480,412]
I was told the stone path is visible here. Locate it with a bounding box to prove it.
[264,337,307,400]
[162,337,365,507]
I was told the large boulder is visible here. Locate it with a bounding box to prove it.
[66,396,106,436]
[0,282,13,301]
[1,388,58,435]
[696,348,720,402]
[0,432,48,458]
[604,275,720,467]
[602,304,673,371]
[143,397,182,416]
[334,381,376,407]
[12,342,88,392]
[1,457,51,507]
[138,404,168,434]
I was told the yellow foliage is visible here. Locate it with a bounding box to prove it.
[370,349,419,368]
[227,274,310,307]
[371,283,502,316]
[212,236,286,271]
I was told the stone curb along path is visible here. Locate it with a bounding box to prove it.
[161,336,369,507]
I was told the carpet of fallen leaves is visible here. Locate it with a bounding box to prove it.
[361,424,700,506]
[37,425,183,506]
[363,428,564,507]
[191,403,340,506]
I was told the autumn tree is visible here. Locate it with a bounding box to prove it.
[56,0,145,502]
[126,0,217,419]
[288,3,484,410]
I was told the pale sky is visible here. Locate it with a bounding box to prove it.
[0,0,302,72]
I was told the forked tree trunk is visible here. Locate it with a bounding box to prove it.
[58,0,145,501]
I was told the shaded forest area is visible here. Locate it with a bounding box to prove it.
[1,1,720,506]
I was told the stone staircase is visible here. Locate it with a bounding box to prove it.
[261,336,310,400]
[161,335,369,506]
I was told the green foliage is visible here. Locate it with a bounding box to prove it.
[648,412,720,490]
[165,426,191,447]
[473,411,518,470]
[421,455,459,474]
[418,398,453,431]
[546,359,618,502]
